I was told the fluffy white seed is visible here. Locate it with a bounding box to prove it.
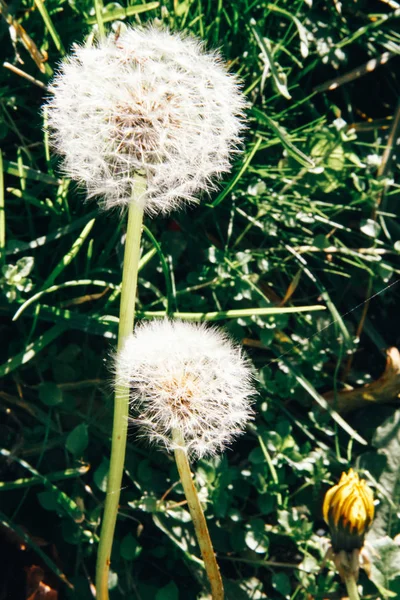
[46,26,246,215]
[116,320,255,459]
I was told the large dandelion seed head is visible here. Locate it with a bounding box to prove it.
[46,26,246,215]
[116,320,255,459]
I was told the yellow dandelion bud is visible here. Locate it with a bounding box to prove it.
[323,469,374,552]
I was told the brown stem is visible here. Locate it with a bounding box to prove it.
[173,430,224,600]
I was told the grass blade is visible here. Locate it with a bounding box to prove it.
[0,324,66,377]
[6,211,98,256]
[277,359,367,446]
[250,19,291,99]
[42,218,96,288]
[212,137,262,207]
[137,305,326,321]
[143,225,175,314]
[87,1,159,25]
[0,464,89,491]
[252,107,315,168]
[33,0,65,55]
[13,279,116,321]
[3,160,61,185]
[0,509,73,588]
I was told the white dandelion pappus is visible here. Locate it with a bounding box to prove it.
[116,320,255,459]
[46,26,246,215]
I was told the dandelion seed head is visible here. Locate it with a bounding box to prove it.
[46,26,246,215]
[116,320,255,459]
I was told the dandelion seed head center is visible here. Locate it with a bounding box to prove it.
[116,320,255,458]
[159,373,198,412]
[111,91,183,166]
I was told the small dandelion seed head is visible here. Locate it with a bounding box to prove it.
[46,26,247,215]
[115,319,255,459]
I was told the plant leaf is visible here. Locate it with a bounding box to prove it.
[369,409,400,539]
[155,581,179,600]
[368,536,400,598]
[66,424,89,457]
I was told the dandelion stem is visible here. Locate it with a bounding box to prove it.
[173,429,224,600]
[96,177,146,600]
[344,574,360,600]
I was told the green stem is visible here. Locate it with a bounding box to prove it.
[344,574,360,600]
[93,0,106,39]
[96,179,146,600]
[173,429,224,600]
[0,149,5,265]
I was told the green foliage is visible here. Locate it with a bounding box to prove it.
[1,256,34,302]
[368,537,400,599]
[38,381,63,406]
[1,0,400,598]
[66,423,89,456]
[368,409,400,540]
[155,581,179,600]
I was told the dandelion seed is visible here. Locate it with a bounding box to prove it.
[116,319,255,459]
[46,26,246,215]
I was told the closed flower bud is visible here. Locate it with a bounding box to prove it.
[115,319,255,459]
[46,26,246,215]
[323,469,374,552]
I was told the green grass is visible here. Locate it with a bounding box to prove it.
[1,0,400,598]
